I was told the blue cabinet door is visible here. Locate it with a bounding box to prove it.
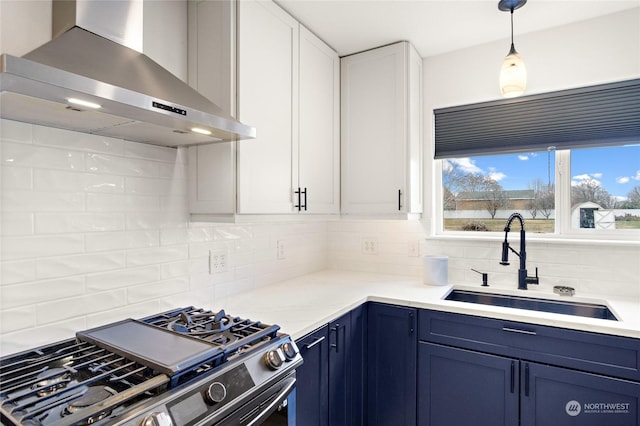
[350,304,367,425]
[417,342,519,426]
[296,325,329,426]
[329,312,352,425]
[521,361,640,426]
[367,303,417,426]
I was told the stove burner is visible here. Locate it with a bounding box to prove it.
[64,386,118,424]
[168,310,236,338]
[32,367,71,396]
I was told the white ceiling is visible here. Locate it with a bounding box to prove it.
[275,0,640,57]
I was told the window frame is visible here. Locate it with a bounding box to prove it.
[433,148,640,243]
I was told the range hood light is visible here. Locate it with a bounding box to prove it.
[67,97,101,109]
[191,127,212,136]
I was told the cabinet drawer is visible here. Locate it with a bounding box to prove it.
[419,310,640,381]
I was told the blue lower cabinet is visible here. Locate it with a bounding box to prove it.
[522,361,640,426]
[367,303,417,425]
[417,342,519,426]
[295,307,366,426]
[296,325,329,426]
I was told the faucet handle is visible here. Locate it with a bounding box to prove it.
[526,267,540,285]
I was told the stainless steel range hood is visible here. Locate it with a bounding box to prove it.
[0,0,255,147]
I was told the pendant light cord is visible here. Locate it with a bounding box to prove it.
[510,9,514,46]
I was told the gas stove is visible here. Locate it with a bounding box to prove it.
[0,307,302,426]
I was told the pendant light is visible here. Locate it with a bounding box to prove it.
[498,0,527,98]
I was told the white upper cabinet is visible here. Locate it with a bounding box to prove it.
[187,0,236,216]
[236,0,299,214]
[187,0,339,217]
[341,41,423,217]
[297,26,340,214]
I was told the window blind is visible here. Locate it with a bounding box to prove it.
[434,78,640,159]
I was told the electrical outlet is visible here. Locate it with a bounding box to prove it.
[408,240,420,257]
[362,238,378,255]
[277,240,286,260]
[209,250,229,274]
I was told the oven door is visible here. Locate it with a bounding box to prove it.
[213,372,296,426]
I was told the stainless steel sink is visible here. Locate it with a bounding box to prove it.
[444,289,618,321]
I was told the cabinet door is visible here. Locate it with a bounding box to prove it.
[237,0,298,213]
[350,304,367,425]
[297,25,340,214]
[367,303,416,425]
[417,342,519,426]
[187,0,236,215]
[522,361,640,426]
[296,326,329,426]
[341,42,410,215]
[328,312,351,425]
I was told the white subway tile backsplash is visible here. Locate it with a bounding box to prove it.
[86,153,158,177]
[2,213,34,235]
[0,119,33,143]
[1,305,37,333]
[127,277,189,304]
[33,125,125,155]
[2,234,85,260]
[2,141,85,170]
[36,251,126,280]
[0,260,36,284]
[85,230,158,252]
[87,193,160,212]
[1,276,85,309]
[126,245,189,267]
[2,190,85,212]
[35,213,125,234]
[86,265,161,292]
[2,165,32,190]
[37,289,127,325]
[34,169,125,193]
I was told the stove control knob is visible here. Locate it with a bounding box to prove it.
[264,348,285,370]
[280,341,299,361]
[205,382,227,404]
[141,412,173,426]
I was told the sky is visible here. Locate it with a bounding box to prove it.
[448,145,640,201]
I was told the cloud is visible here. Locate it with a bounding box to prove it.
[571,173,602,187]
[616,176,630,184]
[591,172,603,179]
[489,172,506,182]
[518,155,529,161]
[634,170,640,181]
[448,158,483,174]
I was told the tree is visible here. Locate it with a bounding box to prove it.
[443,161,505,214]
[538,189,555,219]
[482,188,507,218]
[571,178,615,208]
[619,186,640,209]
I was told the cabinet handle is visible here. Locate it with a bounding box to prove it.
[510,361,515,393]
[294,187,301,211]
[330,323,340,352]
[502,327,536,336]
[302,187,307,211]
[398,189,402,211]
[408,311,414,334]
[524,363,530,397]
[304,336,325,349]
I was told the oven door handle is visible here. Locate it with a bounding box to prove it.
[246,376,296,426]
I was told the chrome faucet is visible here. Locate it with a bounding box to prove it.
[500,213,539,290]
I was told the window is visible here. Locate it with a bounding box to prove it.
[570,145,640,231]
[434,78,640,240]
[442,150,555,233]
[438,144,640,237]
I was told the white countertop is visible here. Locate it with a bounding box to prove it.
[212,270,640,340]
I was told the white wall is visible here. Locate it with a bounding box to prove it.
[328,9,640,299]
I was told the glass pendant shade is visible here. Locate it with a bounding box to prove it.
[500,44,527,97]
